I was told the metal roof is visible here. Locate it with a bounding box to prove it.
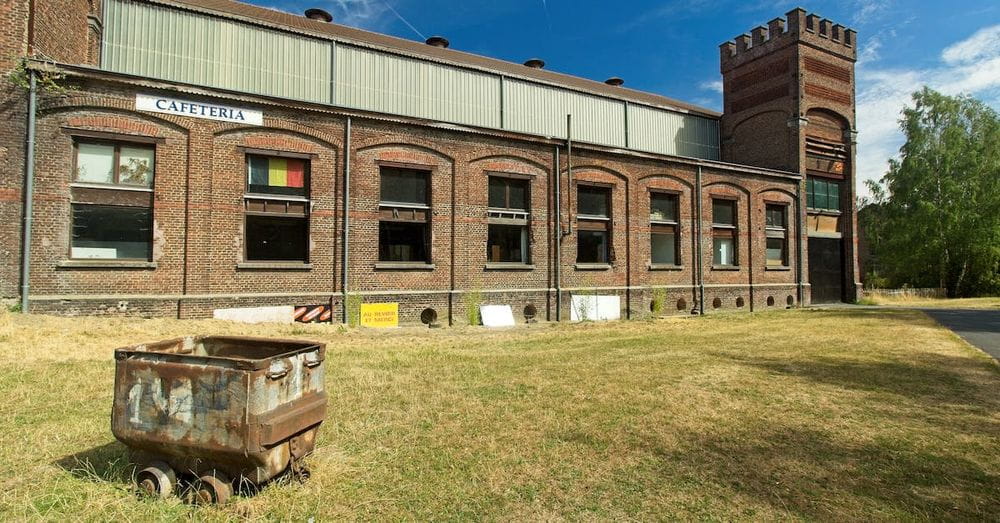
[144,0,721,118]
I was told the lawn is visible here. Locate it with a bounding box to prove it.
[0,308,998,520]
[859,292,1000,309]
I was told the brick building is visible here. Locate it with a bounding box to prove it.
[0,0,861,324]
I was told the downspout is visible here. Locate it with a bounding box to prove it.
[564,114,573,236]
[696,165,704,315]
[624,181,631,319]
[554,145,561,321]
[796,178,804,306]
[747,190,754,312]
[20,70,37,313]
[341,117,351,324]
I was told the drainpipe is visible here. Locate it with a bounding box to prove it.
[564,114,573,236]
[341,117,351,323]
[796,178,804,306]
[696,165,704,315]
[554,145,561,321]
[20,70,37,313]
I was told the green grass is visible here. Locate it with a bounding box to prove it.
[0,308,998,520]
[861,293,1000,309]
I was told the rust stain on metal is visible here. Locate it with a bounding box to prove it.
[111,336,327,497]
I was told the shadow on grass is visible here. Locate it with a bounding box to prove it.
[720,352,997,403]
[53,440,134,485]
[646,423,1000,519]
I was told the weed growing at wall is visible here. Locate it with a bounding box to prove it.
[651,287,667,317]
[464,290,483,326]
[346,294,363,327]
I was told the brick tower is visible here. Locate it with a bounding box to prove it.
[720,8,860,303]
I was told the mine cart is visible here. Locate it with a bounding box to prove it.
[111,336,327,503]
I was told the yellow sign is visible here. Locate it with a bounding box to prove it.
[360,303,399,328]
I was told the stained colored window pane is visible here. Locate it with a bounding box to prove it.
[286,159,305,188]
[268,158,287,187]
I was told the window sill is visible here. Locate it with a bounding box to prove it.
[765,265,792,271]
[58,259,157,269]
[237,262,312,270]
[807,209,842,216]
[374,262,436,271]
[575,263,612,271]
[649,263,684,271]
[711,265,741,271]
[485,263,535,271]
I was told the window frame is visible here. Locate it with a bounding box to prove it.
[575,183,613,265]
[649,190,681,267]
[711,197,739,268]
[764,202,789,268]
[806,177,841,212]
[377,165,433,264]
[71,138,157,190]
[243,152,312,264]
[486,174,531,265]
[68,137,157,261]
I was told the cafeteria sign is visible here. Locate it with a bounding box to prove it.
[360,303,399,328]
[136,94,263,125]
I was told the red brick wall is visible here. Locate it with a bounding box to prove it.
[13,78,802,321]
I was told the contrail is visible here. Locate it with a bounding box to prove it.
[382,0,426,40]
[541,0,552,32]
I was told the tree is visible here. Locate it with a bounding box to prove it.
[860,88,1000,297]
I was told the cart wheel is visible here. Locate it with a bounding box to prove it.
[136,461,176,499]
[193,470,233,505]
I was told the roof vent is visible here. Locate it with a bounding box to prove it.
[304,8,332,23]
[605,77,624,86]
[425,36,450,48]
[523,58,545,69]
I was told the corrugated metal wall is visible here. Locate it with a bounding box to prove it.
[628,105,720,159]
[334,45,500,128]
[505,80,626,146]
[103,0,331,103]
[100,0,719,160]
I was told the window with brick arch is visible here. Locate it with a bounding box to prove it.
[711,198,738,267]
[244,153,310,262]
[765,203,788,267]
[649,191,680,266]
[70,139,155,260]
[379,166,431,263]
[576,185,612,264]
[486,175,530,264]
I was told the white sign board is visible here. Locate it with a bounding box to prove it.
[136,94,263,125]
[213,306,293,324]
[570,295,621,322]
[480,305,516,327]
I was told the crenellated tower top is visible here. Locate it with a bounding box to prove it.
[720,8,856,73]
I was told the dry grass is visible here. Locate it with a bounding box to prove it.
[861,292,1000,309]
[0,309,998,520]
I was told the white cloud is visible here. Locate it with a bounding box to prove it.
[699,80,723,93]
[855,24,1000,196]
[853,0,891,25]
[327,0,392,29]
[941,24,1000,64]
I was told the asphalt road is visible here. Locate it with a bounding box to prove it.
[922,309,1000,361]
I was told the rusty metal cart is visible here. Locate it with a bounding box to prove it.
[111,336,327,503]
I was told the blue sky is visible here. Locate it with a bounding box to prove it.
[248,0,1000,194]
